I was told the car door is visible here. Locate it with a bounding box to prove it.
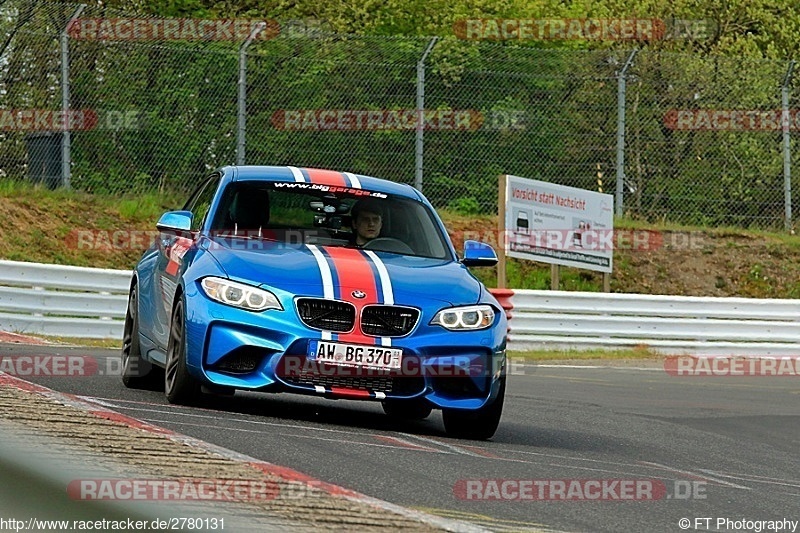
[151,173,220,350]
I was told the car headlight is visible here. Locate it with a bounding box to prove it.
[200,277,283,312]
[431,305,495,331]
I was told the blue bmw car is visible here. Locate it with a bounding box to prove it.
[122,166,507,439]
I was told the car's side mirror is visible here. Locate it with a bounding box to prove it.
[156,210,193,232]
[462,240,498,267]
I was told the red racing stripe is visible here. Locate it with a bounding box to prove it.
[303,168,348,187]
[323,247,378,345]
[329,387,371,399]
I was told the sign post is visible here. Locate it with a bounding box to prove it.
[497,174,507,288]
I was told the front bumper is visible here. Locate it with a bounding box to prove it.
[184,290,507,410]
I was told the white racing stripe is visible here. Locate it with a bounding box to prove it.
[306,244,335,340]
[343,172,361,188]
[306,245,334,299]
[287,165,306,182]
[364,250,394,305]
[363,249,394,346]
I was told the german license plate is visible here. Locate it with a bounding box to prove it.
[307,340,402,370]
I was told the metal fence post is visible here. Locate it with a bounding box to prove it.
[236,22,266,166]
[615,49,637,217]
[60,4,85,189]
[415,37,437,192]
[782,60,795,231]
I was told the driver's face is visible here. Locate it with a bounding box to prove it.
[353,210,382,245]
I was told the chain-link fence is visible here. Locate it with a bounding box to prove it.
[1,1,798,229]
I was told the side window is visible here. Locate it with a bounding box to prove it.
[184,174,219,231]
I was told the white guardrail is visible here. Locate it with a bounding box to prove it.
[1,260,799,355]
[0,260,131,339]
[495,289,800,356]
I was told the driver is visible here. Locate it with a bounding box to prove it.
[350,198,383,247]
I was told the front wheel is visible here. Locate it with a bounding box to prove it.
[121,286,160,390]
[164,298,200,405]
[442,376,505,440]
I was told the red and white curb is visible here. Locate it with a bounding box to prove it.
[0,330,49,345]
[0,371,489,533]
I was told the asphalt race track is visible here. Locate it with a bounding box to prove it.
[2,342,799,532]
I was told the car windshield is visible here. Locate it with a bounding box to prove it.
[209,181,452,260]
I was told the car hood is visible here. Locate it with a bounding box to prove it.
[204,237,482,306]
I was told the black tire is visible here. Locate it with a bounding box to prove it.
[442,376,506,440]
[164,298,201,405]
[121,286,160,390]
[382,400,433,421]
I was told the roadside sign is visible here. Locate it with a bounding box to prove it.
[501,174,614,274]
